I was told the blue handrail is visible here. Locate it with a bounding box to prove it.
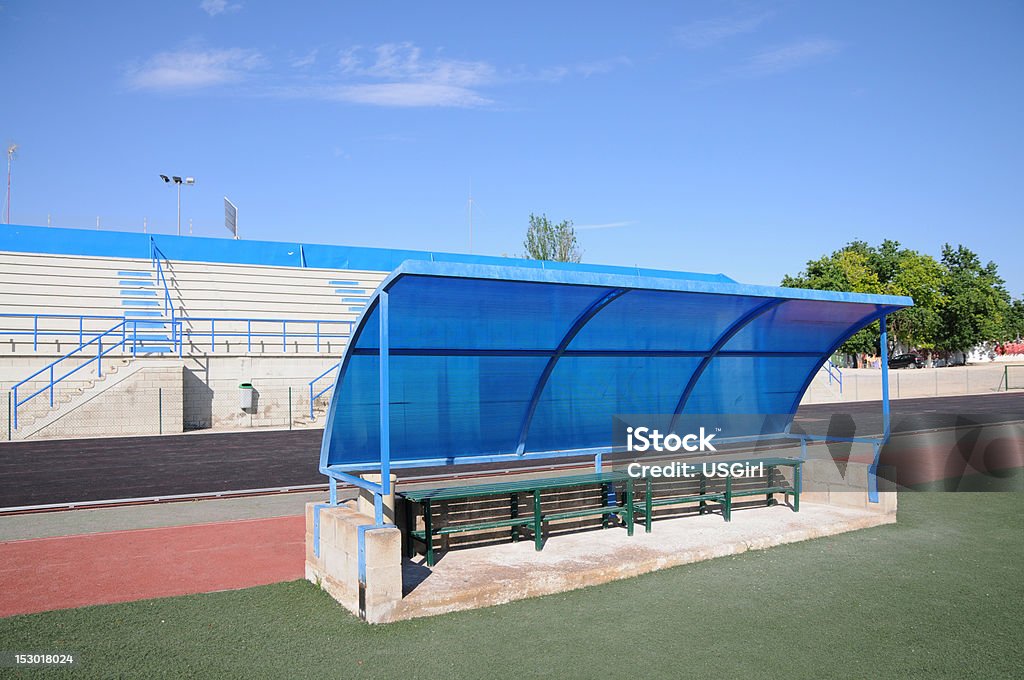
[308,361,340,419]
[0,313,124,350]
[1,313,354,353]
[821,358,844,393]
[181,318,354,353]
[11,319,140,430]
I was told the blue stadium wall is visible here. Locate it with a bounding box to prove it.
[0,223,734,282]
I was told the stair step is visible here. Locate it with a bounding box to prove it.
[121,300,161,307]
[118,271,152,278]
[136,347,174,353]
[124,311,165,317]
[119,279,155,287]
[120,290,158,297]
[127,334,172,341]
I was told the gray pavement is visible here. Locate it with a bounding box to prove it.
[0,490,358,542]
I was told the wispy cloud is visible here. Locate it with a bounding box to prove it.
[575,220,634,231]
[125,47,265,90]
[736,39,842,76]
[290,49,318,69]
[126,41,627,107]
[675,12,771,49]
[311,83,492,108]
[316,42,496,106]
[538,56,632,81]
[200,0,242,17]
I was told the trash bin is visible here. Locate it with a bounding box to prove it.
[239,382,254,410]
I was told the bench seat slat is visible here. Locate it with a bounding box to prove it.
[543,506,626,521]
[410,516,535,538]
[638,493,727,509]
[400,472,629,502]
[730,486,791,497]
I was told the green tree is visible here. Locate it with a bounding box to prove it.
[1006,298,1024,341]
[522,213,582,263]
[782,240,945,364]
[936,244,1013,352]
[880,247,945,355]
[782,242,884,362]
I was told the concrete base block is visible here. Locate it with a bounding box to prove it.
[304,501,403,624]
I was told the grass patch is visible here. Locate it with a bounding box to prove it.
[2,493,1023,678]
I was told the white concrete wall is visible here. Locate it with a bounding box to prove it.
[0,354,339,440]
[181,354,340,430]
[800,363,1013,404]
[17,362,184,441]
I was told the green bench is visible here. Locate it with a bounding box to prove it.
[633,457,801,533]
[400,472,634,566]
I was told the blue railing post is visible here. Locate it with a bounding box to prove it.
[247,320,252,353]
[79,316,83,346]
[282,320,287,353]
[49,366,54,407]
[379,289,391,519]
[309,383,315,419]
[97,337,102,378]
[12,386,17,430]
[33,315,38,351]
[211,319,216,353]
[868,315,892,504]
[316,321,321,352]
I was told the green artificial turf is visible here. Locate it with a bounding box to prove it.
[2,493,1023,679]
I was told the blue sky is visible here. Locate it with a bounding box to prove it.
[1,1,1022,294]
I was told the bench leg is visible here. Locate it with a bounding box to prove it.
[403,498,413,558]
[766,466,777,506]
[793,464,801,512]
[699,476,708,515]
[601,483,610,529]
[424,499,435,567]
[511,494,519,542]
[724,476,732,522]
[625,478,634,537]
[533,490,543,551]
[645,476,653,533]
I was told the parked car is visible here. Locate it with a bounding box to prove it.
[888,354,923,369]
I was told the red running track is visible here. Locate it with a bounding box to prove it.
[0,516,304,618]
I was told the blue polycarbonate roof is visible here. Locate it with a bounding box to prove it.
[320,261,912,472]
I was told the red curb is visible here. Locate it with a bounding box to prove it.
[0,516,304,618]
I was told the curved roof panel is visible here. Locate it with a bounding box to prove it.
[320,261,912,472]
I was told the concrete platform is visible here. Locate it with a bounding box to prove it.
[392,501,893,621]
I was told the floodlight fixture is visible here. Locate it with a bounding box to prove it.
[160,173,196,236]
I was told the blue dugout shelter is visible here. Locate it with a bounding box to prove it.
[319,260,913,526]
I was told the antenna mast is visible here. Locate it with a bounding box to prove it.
[5,143,17,224]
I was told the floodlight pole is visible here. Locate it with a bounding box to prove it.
[176,182,181,236]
